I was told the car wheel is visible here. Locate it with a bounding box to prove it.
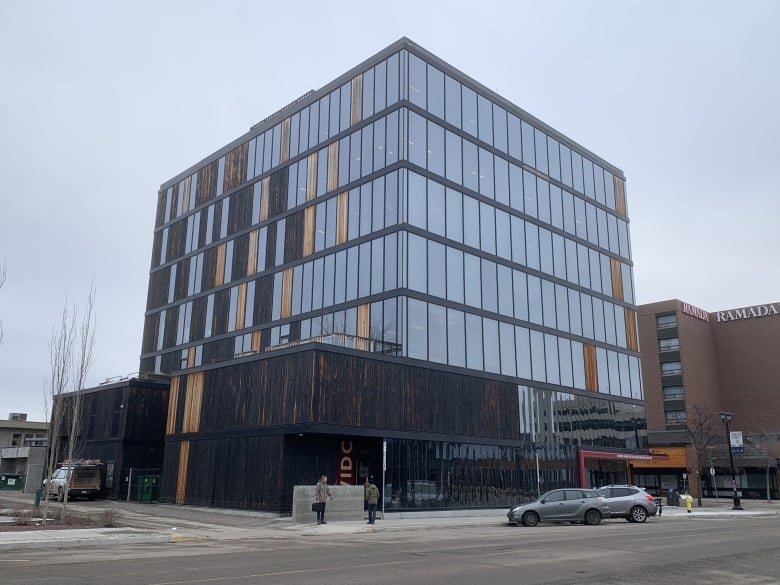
[57,487,65,502]
[630,506,648,523]
[522,511,540,527]
[584,509,602,526]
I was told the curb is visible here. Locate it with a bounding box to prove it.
[0,534,170,553]
[169,534,210,543]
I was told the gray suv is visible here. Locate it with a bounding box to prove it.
[596,485,657,523]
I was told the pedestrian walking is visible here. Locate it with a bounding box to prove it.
[315,474,333,525]
[365,476,380,524]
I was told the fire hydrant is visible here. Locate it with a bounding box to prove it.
[685,493,693,513]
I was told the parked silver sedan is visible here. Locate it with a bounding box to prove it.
[507,488,611,527]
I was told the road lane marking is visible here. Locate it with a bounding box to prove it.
[148,559,421,585]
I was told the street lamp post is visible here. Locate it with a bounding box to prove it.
[719,411,743,510]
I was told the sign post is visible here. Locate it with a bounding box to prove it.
[381,440,386,518]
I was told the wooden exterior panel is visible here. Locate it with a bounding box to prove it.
[614,176,627,216]
[247,229,258,276]
[281,267,293,319]
[357,304,370,338]
[182,372,204,433]
[190,295,207,341]
[327,141,339,192]
[215,242,227,287]
[155,191,166,228]
[280,117,291,164]
[227,185,253,235]
[303,206,315,256]
[175,440,189,504]
[306,153,317,201]
[336,192,349,244]
[253,274,274,325]
[583,344,598,392]
[236,282,247,330]
[146,265,169,311]
[268,167,289,219]
[196,160,219,205]
[610,258,624,301]
[167,217,187,262]
[223,143,249,193]
[181,176,192,214]
[140,313,159,355]
[260,177,270,221]
[184,349,520,440]
[625,308,638,352]
[350,74,362,126]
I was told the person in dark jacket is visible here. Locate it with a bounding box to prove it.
[315,475,332,525]
[365,476,380,524]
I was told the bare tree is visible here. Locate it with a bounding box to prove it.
[747,430,776,503]
[41,284,97,523]
[684,406,719,507]
[42,301,76,524]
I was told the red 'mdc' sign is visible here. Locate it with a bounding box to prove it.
[338,440,356,485]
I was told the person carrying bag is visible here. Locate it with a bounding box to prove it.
[313,474,332,525]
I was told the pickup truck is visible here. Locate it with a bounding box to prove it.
[43,464,102,501]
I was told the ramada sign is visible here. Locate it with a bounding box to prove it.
[716,304,779,322]
[682,302,779,323]
[681,302,709,321]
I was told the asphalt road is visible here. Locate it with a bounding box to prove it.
[2,516,779,585]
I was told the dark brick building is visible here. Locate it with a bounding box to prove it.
[636,299,780,499]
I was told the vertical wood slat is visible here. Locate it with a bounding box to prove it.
[336,192,349,244]
[187,347,196,368]
[356,303,371,351]
[165,376,181,435]
[610,258,624,301]
[281,267,293,318]
[583,344,598,392]
[251,330,261,352]
[224,143,249,193]
[614,176,627,216]
[247,229,258,276]
[261,177,270,221]
[625,308,638,352]
[357,303,370,338]
[350,74,363,126]
[280,118,291,164]
[182,372,204,433]
[176,440,189,504]
[182,176,192,214]
[303,206,316,256]
[236,282,247,330]
[306,153,318,201]
[215,242,226,287]
[327,141,339,192]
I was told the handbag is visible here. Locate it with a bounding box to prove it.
[311,502,324,512]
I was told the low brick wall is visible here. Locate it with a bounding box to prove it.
[292,485,365,523]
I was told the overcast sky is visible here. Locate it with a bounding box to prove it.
[1,1,778,421]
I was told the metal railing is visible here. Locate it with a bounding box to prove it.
[264,333,402,356]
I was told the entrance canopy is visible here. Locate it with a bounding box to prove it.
[578,448,671,488]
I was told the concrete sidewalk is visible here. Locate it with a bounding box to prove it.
[0,493,776,553]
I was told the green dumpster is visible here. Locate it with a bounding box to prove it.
[136,475,160,502]
[0,474,25,491]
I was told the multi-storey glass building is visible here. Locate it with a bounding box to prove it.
[141,38,648,511]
